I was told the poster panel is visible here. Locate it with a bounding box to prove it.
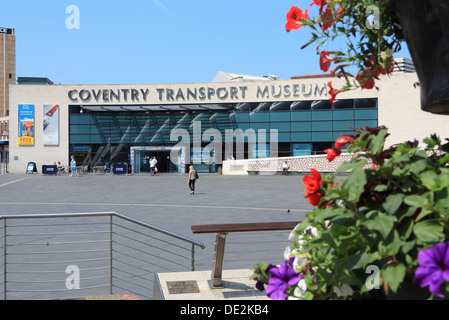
[43,104,60,145]
[292,143,312,156]
[18,104,35,146]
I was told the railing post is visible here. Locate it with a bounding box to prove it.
[191,244,195,271]
[3,218,7,300]
[210,232,227,287]
[109,214,113,295]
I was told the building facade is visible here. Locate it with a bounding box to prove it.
[0,27,15,165]
[8,71,449,174]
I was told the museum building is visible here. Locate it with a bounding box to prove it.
[8,68,449,174]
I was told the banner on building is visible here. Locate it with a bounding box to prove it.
[18,104,35,146]
[43,104,60,145]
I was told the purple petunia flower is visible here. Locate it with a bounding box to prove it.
[415,242,449,298]
[266,257,301,300]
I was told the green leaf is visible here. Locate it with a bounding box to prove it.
[420,171,438,190]
[294,220,313,234]
[414,208,433,222]
[390,154,410,165]
[413,219,445,243]
[435,189,449,215]
[404,194,428,208]
[382,194,404,215]
[315,207,347,223]
[369,129,389,155]
[382,264,406,293]
[372,184,389,192]
[438,153,449,167]
[382,230,403,256]
[348,251,378,270]
[421,171,449,191]
[409,159,427,175]
[401,240,416,254]
[362,212,396,239]
[398,218,414,239]
[342,166,367,202]
[395,205,418,222]
[335,160,366,174]
[303,291,315,300]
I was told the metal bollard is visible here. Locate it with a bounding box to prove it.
[209,232,227,287]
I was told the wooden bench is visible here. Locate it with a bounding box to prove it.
[191,221,300,287]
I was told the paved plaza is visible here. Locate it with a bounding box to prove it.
[0,171,324,301]
[0,172,312,271]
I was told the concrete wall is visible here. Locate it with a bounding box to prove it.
[222,154,355,175]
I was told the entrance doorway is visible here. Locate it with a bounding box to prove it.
[130,146,186,174]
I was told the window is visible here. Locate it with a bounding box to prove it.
[355,98,377,108]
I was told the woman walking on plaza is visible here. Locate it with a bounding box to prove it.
[188,165,197,195]
[70,155,79,177]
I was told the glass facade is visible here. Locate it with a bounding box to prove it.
[69,98,377,173]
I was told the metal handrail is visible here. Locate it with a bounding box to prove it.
[192,221,299,287]
[0,212,206,249]
[0,211,205,300]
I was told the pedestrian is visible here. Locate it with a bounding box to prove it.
[188,165,197,195]
[70,155,79,177]
[150,156,157,176]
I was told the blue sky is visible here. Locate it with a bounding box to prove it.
[1,0,412,85]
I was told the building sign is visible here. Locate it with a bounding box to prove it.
[72,145,90,151]
[18,105,35,146]
[67,82,328,104]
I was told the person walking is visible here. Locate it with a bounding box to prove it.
[70,155,79,177]
[188,165,197,195]
[150,156,157,176]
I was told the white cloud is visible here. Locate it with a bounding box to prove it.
[152,0,168,13]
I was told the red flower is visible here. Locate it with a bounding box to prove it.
[321,7,334,31]
[319,51,334,72]
[367,56,394,77]
[303,168,324,198]
[285,6,310,32]
[327,81,342,106]
[335,136,350,148]
[307,192,323,206]
[309,0,328,15]
[324,148,341,162]
[356,73,375,89]
[336,6,344,20]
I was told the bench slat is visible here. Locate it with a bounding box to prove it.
[191,221,300,234]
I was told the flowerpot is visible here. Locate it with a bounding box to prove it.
[394,0,449,114]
